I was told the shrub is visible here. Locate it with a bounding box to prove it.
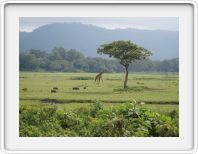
[19,101,179,137]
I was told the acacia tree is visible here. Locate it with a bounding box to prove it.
[97,40,152,89]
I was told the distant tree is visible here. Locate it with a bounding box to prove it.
[19,48,178,73]
[19,53,40,71]
[66,49,84,61]
[48,61,62,71]
[97,40,152,88]
[169,58,179,72]
[130,59,155,72]
[57,60,74,72]
[50,47,67,60]
[86,58,100,72]
[156,58,179,72]
[29,49,48,58]
[73,59,89,72]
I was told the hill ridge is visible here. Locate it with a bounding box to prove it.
[19,22,179,60]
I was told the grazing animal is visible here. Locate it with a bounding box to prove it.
[140,102,145,105]
[95,72,104,84]
[83,86,87,89]
[22,88,27,92]
[53,87,58,90]
[73,87,79,90]
[51,89,57,93]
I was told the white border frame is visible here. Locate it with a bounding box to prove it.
[0,0,197,154]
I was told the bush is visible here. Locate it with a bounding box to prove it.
[20,105,64,136]
[19,101,179,137]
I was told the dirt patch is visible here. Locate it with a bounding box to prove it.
[40,98,178,105]
[42,99,63,104]
[41,99,94,104]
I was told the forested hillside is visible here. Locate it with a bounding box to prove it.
[19,23,179,60]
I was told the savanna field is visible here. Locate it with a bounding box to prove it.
[20,72,179,137]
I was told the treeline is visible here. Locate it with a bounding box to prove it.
[19,47,179,72]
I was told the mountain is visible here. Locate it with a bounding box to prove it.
[19,23,179,60]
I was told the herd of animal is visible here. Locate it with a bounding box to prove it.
[72,86,87,91]
[21,72,104,93]
[22,85,88,93]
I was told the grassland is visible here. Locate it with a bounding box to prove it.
[20,72,178,103]
[19,72,179,137]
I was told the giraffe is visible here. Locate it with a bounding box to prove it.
[95,72,104,84]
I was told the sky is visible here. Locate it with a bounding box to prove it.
[19,17,179,32]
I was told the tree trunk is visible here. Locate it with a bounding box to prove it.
[124,65,129,89]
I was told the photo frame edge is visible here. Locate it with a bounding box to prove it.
[0,0,198,153]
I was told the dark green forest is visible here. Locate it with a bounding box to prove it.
[20,47,179,72]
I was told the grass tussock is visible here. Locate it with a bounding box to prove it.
[69,77,94,80]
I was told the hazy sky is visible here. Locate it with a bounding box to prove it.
[19,17,179,32]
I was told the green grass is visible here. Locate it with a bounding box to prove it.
[20,72,179,114]
[20,72,179,102]
[20,99,178,114]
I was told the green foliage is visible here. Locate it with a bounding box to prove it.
[19,47,179,72]
[19,53,40,71]
[97,40,152,88]
[19,105,64,136]
[90,102,103,117]
[20,101,179,137]
[57,111,81,129]
[97,40,152,67]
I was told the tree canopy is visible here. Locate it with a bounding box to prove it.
[97,41,152,67]
[19,47,178,73]
[97,40,152,88]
